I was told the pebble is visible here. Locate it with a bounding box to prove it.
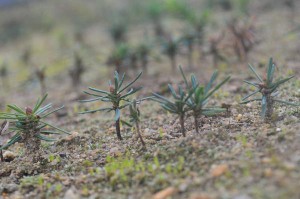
[3,151,16,162]
[63,187,80,199]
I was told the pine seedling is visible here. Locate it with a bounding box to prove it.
[241,58,299,120]
[161,36,180,72]
[137,42,151,74]
[0,94,69,160]
[187,10,210,59]
[152,77,195,137]
[35,67,46,97]
[80,71,143,140]
[208,32,226,67]
[227,17,256,61]
[0,120,9,162]
[147,0,165,38]
[107,43,129,73]
[69,52,85,89]
[0,62,9,89]
[109,21,127,45]
[129,100,145,147]
[180,29,196,70]
[180,66,230,133]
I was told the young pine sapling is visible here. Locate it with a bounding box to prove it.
[35,67,47,97]
[107,43,129,73]
[180,30,196,70]
[80,71,143,140]
[153,76,195,137]
[109,21,127,45]
[241,58,299,121]
[69,53,85,89]
[180,66,230,133]
[0,94,69,161]
[161,36,180,72]
[129,100,146,147]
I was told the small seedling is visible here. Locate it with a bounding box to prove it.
[35,67,47,96]
[208,32,226,67]
[227,17,257,61]
[241,58,299,120]
[137,42,151,74]
[152,74,195,137]
[107,43,129,73]
[0,120,9,162]
[69,52,85,89]
[129,100,145,147]
[161,36,180,72]
[0,94,69,160]
[0,62,9,89]
[80,71,143,140]
[147,1,165,38]
[109,21,127,45]
[180,66,230,133]
[180,29,196,70]
[187,10,210,59]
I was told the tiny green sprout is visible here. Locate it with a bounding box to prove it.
[80,71,143,140]
[180,66,230,133]
[0,94,69,158]
[152,73,195,137]
[241,57,299,120]
[161,36,180,72]
[69,52,85,89]
[129,100,145,147]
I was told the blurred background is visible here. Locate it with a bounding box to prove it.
[0,0,299,107]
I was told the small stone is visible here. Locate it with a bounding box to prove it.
[189,193,211,199]
[276,128,281,132]
[3,151,16,162]
[236,114,243,121]
[65,132,79,141]
[64,187,80,199]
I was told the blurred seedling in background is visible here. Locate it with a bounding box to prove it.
[218,0,233,11]
[109,20,127,45]
[241,58,299,121]
[129,100,146,147]
[161,36,180,72]
[187,9,211,59]
[146,0,166,38]
[21,46,32,66]
[180,66,230,133]
[180,29,196,70]
[0,120,9,162]
[0,94,69,162]
[107,43,129,73]
[80,71,143,140]
[35,67,47,97]
[136,41,151,74]
[128,47,139,73]
[69,52,85,90]
[153,70,195,137]
[227,17,257,61]
[0,61,9,89]
[208,32,226,67]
